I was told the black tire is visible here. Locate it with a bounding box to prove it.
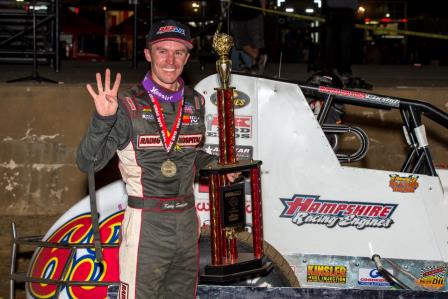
[199,229,300,287]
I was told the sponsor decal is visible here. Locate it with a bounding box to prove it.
[416,265,446,289]
[29,211,123,299]
[203,144,253,160]
[279,194,397,229]
[184,102,195,114]
[138,134,202,148]
[365,94,400,108]
[142,113,155,120]
[210,90,250,109]
[358,268,392,287]
[389,174,419,193]
[119,282,129,299]
[142,105,152,112]
[307,264,347,284]
[205,114,252,139]
[319,86,365,99]
[149,85,175,102]
[138,135,162,147]
[182,115,200,125]
[157,25,186,36]
[318,86,400,108]
[125,97,136,111]
[141,105,154,120]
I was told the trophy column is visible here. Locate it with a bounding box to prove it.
[200,31,271,282]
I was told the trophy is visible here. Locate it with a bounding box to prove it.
[199,30,271,282]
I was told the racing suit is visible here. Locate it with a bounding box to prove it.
[76,81,216,299]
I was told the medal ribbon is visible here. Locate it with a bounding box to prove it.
[149,95,184,153]
[142,74,184,103]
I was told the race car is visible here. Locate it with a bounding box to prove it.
[10,72,448,298]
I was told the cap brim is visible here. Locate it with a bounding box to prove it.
[150,37,193,50]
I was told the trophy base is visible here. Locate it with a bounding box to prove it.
[200,253,273,284]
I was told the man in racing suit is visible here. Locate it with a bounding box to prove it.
[76,19,238,299]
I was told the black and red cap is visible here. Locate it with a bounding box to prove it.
[147,19,193,50]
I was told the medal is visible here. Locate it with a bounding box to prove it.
[142,76,184,154]
[161,159,177,177]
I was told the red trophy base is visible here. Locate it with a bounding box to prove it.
[199,160,271,283]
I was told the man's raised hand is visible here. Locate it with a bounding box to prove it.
[86,69,122,117]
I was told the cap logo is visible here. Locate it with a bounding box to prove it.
[157,26,186,36]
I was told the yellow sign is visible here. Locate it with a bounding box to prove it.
[307,264,347,284]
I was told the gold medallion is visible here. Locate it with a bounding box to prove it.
[161,159,177,177]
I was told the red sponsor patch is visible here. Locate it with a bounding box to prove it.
[125,97,136,111]
[138,135,162,148]
[138,134,203,148]
[119,282,129,299]
[319,86,366,99]
[177,134,203,146]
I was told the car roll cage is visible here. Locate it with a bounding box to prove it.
[298,83,448,176]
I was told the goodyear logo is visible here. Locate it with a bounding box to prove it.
[307,264,347,284]
[280,194,398,229]
[210,90,250,109]
[389,174,419,193]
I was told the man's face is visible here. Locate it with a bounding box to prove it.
[144,40,190,90]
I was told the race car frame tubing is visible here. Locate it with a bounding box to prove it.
[407,106,436,175]
[300,83,448,176]
[299,84,448,127]
[9,222,121,297]
[10,223,17,299]
[399,108,420,173]
[317,94,335,126]
[250,166,264,259]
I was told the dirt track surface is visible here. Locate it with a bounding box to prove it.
[0,215,59,299]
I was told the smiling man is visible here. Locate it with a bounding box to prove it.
[76,19,236,299]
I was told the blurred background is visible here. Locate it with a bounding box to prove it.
[0,0,447,71]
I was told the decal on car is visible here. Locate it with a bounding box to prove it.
[280,194,398,229]
[389,174,419,193]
